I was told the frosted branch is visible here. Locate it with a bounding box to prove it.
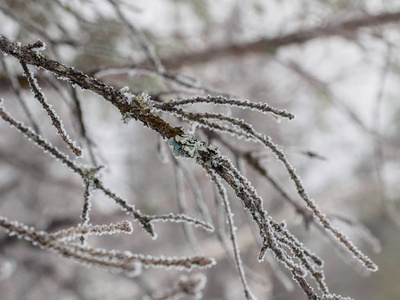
[148,213,214,232]
[154,95,295,120]
[20,59,82,156]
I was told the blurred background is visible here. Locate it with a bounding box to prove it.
[0,0,400,299]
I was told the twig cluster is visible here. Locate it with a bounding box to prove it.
[0,3,387,298]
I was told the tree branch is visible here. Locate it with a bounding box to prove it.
[160,10,400,68]
[0,35,184,140]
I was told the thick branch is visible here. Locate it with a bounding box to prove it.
[0,35,183,139]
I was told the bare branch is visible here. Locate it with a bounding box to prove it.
[159,11,400,68]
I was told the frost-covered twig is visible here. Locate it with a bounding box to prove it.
[147,213,214,232]
[0,217,141,276]
[0,100,153,233]
[20,60,83,156]
[203,132,314,227]
[0,217,214,275]
[93,180,155,236]
[79,181,93,244]
[154,95,295,120]
[48,220,133,242]
[0,101,147,228]
[0,102,207,239]
[0,101,82,174]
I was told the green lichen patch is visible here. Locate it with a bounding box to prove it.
[169,134,219,166]
[134,93,151,108]
[80,167,101,184]
[121,111,134,124]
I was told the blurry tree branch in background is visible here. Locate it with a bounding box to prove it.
[148,10,400,69]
